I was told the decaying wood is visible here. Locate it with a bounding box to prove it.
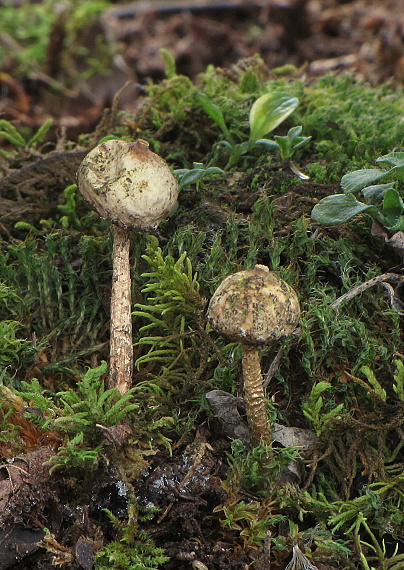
[330,272,404,312]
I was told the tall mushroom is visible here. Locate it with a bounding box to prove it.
[77,139,178,394]
[207,264,300,448]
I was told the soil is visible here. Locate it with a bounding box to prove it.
[0,1,404,569]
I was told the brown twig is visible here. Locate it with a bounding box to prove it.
[330,272,404,311]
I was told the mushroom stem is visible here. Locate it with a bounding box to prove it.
[242,345,272,448]
[108,225,133,394]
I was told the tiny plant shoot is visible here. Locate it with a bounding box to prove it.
[174,162,223,191]
[248,92,299,142]
[255,125,311,160]
[197,91,308,168]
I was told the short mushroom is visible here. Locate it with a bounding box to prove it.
[207,264,300,448]
[77,139,178,394]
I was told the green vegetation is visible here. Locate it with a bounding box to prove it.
[256,125,311,161]
[96,510,169,570]
[0,118,53,155]
[174,162,223,191]
[312,151,404,229]
[11,361,139,471]
[138,57,404,174]
[0,45,404,568]
[0,0,110,79]
[193,89,304,168]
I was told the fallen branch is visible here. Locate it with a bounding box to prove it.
[330,272,404,313]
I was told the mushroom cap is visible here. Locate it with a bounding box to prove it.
[207,264,300,345]
[77,139,179,231]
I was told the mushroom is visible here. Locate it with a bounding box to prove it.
[77,139,178,394]
[207,264,300,448]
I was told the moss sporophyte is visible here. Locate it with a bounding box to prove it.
[78,139,178,394]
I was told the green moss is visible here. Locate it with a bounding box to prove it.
[300,74,404,165]
[0,0,109,78]
[0,233,111,384]
[305,162,329,183]
[96,520,169,570]
[136,61,402,175]
[1,45,404,568]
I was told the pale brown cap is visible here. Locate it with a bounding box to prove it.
[77,139,178,231]
[207,264,300,345]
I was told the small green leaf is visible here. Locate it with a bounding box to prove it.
[388,217,404,232]
[14,221,38,233]
[291,136,311,151]
[375,152,404,167]
[321,403,344,426]
[226,143,245,169]
[382,188,404,227]
[175,169,205,189]
[239,69,260,93]
[287,125,303,138]
[204,166,223,175]
[273,135,291,159]
[311,194,377,225]
[174,164,223,190]
[310,381,332,399]
[393,359,404,400]
[255,139,279,150]
[249,92,299,142]
[360,366,387,401]
[160,48,176,79]
[257,125,311,159]
[196,93,230,138]
[388,164,404,181]
[341,169,387,193]
[27,118,53,148]
[361,183,395,206]
[0,120,26,146]
[0,131,25,147]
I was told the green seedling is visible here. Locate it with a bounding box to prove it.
[96,511,169,569]
[58,184,82,229]
[174,162,223,191]
[0,118,53,155]
[248,92,299,143]
[196,92,233,142]
[197,91,301,168]
[18,361,139,436]
[302,381,344,436]
[44,432,102,473]
[311,151,404,230]
[255,125,311,160]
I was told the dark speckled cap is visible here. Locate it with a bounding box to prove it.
[207,264,300,345]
